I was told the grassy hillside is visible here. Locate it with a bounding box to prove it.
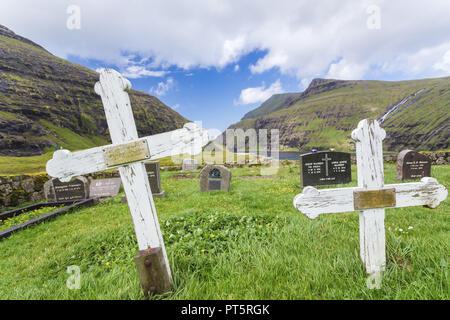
[229,78,450,152]
[0,25,188,158]
[0,164,448,299]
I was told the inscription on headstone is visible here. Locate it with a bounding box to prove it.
[182,158,198,171]
[47,176,89,201]
[199,165,231,192]
[396,150,431,180]
[89,178,122,199]
[300,151,351,187]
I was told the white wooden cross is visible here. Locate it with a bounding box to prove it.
[293,119,447,274]
[46,69,209,295]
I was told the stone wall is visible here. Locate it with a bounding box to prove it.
[0,174,48,209]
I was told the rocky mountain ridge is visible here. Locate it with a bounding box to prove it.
[0,25,187,156]
[229,77,449,152]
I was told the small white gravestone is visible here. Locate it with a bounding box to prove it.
[46,69,209,296]
[293,119,447,274]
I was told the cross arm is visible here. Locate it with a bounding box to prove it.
[46,122,209,181]
[293,177,447,219]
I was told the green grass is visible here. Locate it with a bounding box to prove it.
[0,153,53,175]
[0,205,63,232]
[0,164,448,299]
[39,119,109,151]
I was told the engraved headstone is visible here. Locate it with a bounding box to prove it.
[199,164,231,192]
[89,178,122,199]
[182,158,198,171]
[145,161,165,198]
[300,151,351,187]
[396,150,431,180]
[44,176,89,202]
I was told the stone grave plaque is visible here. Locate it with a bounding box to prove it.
[145,161,165,198]
[199,165,231,192]
[182,158,198,171]
[396,150,431,180]
[300,151,351,187]
[51,176,89,201]
[89,178,122,199]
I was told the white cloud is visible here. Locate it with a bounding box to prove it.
[234,64,239,72]
[433,50,450,74]
[121,66,168,79]
[237,79,284,105]
[150,78,174,96]
[1,0,450,82]
[325,59,367,80]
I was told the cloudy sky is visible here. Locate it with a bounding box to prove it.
[1,0,449,131]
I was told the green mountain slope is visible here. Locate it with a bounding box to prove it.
[229,78,450,152]
[0,25,188,157]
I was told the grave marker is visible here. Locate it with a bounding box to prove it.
[300,151,351,186]
[293,119,447,274]
[46,69,209,296]
[396,150,431,180]
[44,176,89,202]
[199,165,232,192]
[145,161,165,198]
[89,178,122,199]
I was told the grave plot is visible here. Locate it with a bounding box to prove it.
[0,199,94,240]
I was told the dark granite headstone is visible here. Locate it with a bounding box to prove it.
[45,176,89,202]
[300,151,351,187]
[199,165,231,192]
[145,161,165,198]
[396,150,431,180]
[89,178,122,199]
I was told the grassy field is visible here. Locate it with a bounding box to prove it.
[0,164,448,300]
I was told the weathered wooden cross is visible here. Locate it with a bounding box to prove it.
[46,69,209,296]
[293,119,447,274]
